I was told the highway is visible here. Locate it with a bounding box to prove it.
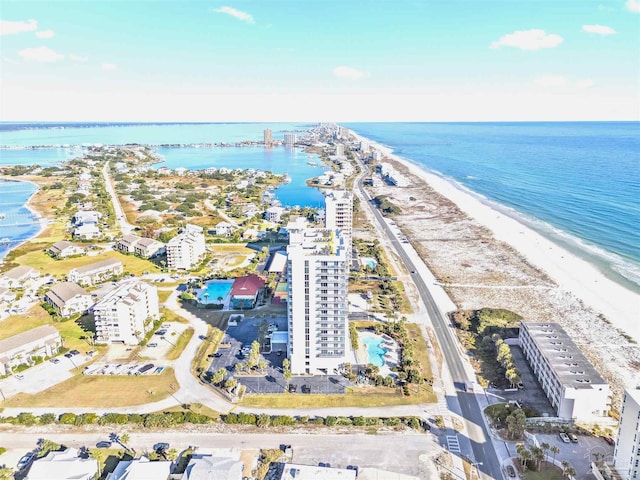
[356,165,504,480]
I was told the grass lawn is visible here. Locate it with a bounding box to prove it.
[210,244,254,254]
[406,323,433,379]
[153,403,220,420]
[4,368,177,407]
[16,250,160,278]
[157,289,173,304]
[166,327,194,360]
[0,306,93,352]
[160,307,189,324]
[523,465,563,480]
[241,385,436,409]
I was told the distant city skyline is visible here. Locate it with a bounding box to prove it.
[1,0,639,121]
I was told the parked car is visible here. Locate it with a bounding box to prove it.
[96,441,112,448]
[69,349,80,356]
[155,330,167,336]
[559,432,571,443]
[148,343,158,348]
[50,358,60,364]
[604,436,616,446]
[568,433,578,443]
[506,465,516,477]
[153,442,169,453]
[16,374,24,380]
[17,452,36,470]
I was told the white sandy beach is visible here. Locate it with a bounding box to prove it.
[351,131,640,343]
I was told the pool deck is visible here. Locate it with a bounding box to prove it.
[357,330,400,376]
[196,280,233,309]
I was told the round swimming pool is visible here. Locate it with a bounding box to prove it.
[362,335,387,367]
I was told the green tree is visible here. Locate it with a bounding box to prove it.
[224,378,238,391]
[166,448,179,461]
[562,461,576,478]
[530,445,544,471]
[550,445,560,465]
[282,358,292,390]
[212,367,226,385]
[505,408,526,439]
[257,413,271,428]
[89,448,106,476]
[540,442,550,466]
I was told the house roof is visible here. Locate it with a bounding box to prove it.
[46,282,90,308]
[71,258,122,275]
[107,457,171,480]
[279,464,356,480]
[2,265,38,281]
[50,240,75,253]
[26,448,98,480]
[0,325,60,355]
[182,455,243,480]
[266,251,287,273]
[119,234,142,246]
[136,237,162,247]
[230,274,265,297]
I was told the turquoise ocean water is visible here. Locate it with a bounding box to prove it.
[346,122,640,290]
[1,121,638,292]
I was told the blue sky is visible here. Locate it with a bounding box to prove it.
[1,0,638,121]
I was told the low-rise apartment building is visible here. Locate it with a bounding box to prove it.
[48,240,86,259]
[93,280,159,345]
[0,265,39,288]
[0,325,62,375]
[519,321,611,422]
[45,281,93,317]
[68,258,123,286]
[166,224,206,270]
[117,234,165,258]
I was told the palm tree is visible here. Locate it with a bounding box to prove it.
[282,358,292,391]
[550,445,560,466]
[119,432,131,452]
[540,442,550,466]
[515,443,527,468]
[531,445,544,471]
[203,292,209,305]
[561,461,576,478]
[89,448,106,477]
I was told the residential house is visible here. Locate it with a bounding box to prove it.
[68,258,123,286]
[0,265,39,288]
[0,286,17,306]
[134,237,165,258]
[49,240,86,259]
[265,206,285,223]
[278,464,356,480]
[94,280,159,345]
[117,234,142,253]
[106,457,171,480]
[181,455,243,480]
[74,223,101,239]
[72,210,101,226]
[45,282,93,317]
[241,228,259,240]
[230,274,265,309]
[0,325,62,375]
[213,222,235,237]
[25,448,98,480]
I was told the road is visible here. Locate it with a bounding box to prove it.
[355,160,504,480]
[101,162,135,236]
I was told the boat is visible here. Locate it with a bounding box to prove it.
[0,237,11,246]
[307,161,318,166]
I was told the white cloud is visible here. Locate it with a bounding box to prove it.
[18,46,64,62]
[582,24,617,35]
[35,29,55,39]
[577,79,595,88]
[101,63,117,71]
[332,66,369,79]
[69,54,89,62]
[534,75,569,87]
[0,19,38,36]
[490,29,564,50]
[626,0,640,12]
[213,6,255,24]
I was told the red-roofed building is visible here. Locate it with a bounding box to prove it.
[230,274,265,309]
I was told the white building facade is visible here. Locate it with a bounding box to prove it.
[93,281,159,345]
[166,224,206,270]
[614,388,640,479]
[287,227,350,375]
[519,321,611,422]
[324,190,353,262]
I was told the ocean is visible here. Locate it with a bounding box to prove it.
[1,121,638,291]
[0,179,41,260]
[345,122,640,290]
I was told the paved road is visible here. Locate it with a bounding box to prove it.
[102,162,134,236]
[355,161,504,480]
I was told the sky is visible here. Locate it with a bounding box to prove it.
[1,0,639,122]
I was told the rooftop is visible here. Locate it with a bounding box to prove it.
[71,258,122,275]
[0,325,60,354]
[279,464,356,480]
[47,281,90,305]
[521,321,607,388]
[231,274,265,297]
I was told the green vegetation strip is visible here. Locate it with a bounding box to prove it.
[166,328,194,361]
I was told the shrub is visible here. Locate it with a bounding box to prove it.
[352,416,366,426]
[39,413,56,425]
[257,414,271,428]
[58,413,77,425]
[17,413,37,426]
[272,416,295,427]
[324,416,337,427]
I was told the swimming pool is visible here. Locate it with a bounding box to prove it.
[362,335,387,367]
[198,280,234,304]
[360,256,378,269]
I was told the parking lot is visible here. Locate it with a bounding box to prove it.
[532,433,614,479]
[208,316,353,394]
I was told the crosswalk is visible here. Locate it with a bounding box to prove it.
[446,435,460,453]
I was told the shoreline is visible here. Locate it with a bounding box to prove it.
[0,177,48,263]
[349,129,640,344]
